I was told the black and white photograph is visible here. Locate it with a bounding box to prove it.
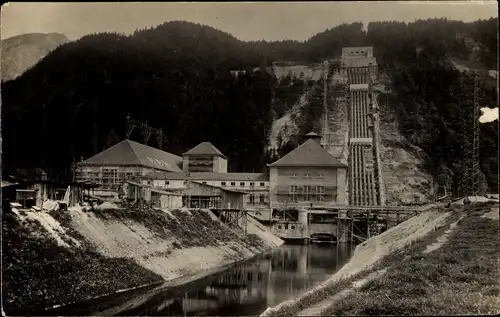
[0,1,498,316]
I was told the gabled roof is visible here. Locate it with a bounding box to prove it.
[268,139,347,168]
[183,142,227,159]
[80,139,183,172]
[1,180,19,188]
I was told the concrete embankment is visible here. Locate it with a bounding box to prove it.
[2,205,283,315]
[261,203,452,316]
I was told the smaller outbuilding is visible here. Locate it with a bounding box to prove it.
[123,181,183,209]
[184,181,247,210]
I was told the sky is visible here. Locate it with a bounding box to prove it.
[479,107,499,123]
[1,1,498,42]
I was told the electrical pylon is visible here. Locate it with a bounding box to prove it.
[459,73,481,197]
[126,114,165,149]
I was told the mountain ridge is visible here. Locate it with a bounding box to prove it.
[1,18,498,192]
[1,32,69,81]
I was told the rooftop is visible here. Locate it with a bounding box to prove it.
[79,139,183,172]
[305,131,321,138]
[268,139,347,168]
[183,142,227,159]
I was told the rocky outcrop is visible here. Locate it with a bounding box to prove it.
[1,33,69,81]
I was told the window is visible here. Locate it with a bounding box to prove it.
[202,181,207,184]
[231,182,236,186]
[317,173,324,179]
[260,182,265,187]
[317,186,325,201]
[240,182,245,187]
[102,168,119,189]
[291,225,295,229]
[249,194,255,204]
[290,173,298,178]
[289,185,299,202]
[259,194,266,204]
[304,185,311,201]
[221,181,226,186]
[278,225,282,229]
[304,173,311,178]
[285,224,289,230]
[250,182,255,187]
[166,181,170,185]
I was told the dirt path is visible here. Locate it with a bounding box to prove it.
[297,269,387,316]
[423,215,465,254]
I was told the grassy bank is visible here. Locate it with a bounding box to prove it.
[2,207,274,315]
[322,203,499,315]
[265,203,499,316]
[1,212,163,315]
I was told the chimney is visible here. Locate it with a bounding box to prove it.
[304,132,322,146]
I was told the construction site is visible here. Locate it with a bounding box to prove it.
[2,45,498,317]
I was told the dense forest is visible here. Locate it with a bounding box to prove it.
[1,18,498,191]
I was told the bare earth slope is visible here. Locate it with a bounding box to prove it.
[2,206,282,315]
[1,33,69,81]
[377,92,434,205]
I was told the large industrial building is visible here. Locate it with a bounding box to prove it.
[76,131,348,212]
[75,139,183,192]
[75,140,270,210]
[268,132,348,210]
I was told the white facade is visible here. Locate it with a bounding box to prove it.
[153,176,270,210]
[153,179,269,191]
[342,46,374,58]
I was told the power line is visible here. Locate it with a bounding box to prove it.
[126,114,166,149]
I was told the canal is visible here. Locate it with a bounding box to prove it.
[114,243,354,316]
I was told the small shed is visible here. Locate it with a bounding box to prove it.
[2,181,20,213]
[151,188,183,209]
[123,181,183,209]
[184,181,247,210]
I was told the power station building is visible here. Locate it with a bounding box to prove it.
[268,132,348,210]
[76,132,348,212]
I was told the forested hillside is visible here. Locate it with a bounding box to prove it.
[2,18,498,191]
[366,18,498,193]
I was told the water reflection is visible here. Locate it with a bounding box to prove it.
[120,244,354,316]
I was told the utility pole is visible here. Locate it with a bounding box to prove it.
[92,101,99,155]
[322,60,329,147]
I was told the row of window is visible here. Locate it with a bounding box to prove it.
[201,181,267,187]
[289,173,324,179]
[78,170,269,189]
[289,185,325,194]
[277,224,296,230]
[288,185,332,202]
[248,194,267,204]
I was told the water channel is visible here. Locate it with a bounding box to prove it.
[116,243,354,316]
